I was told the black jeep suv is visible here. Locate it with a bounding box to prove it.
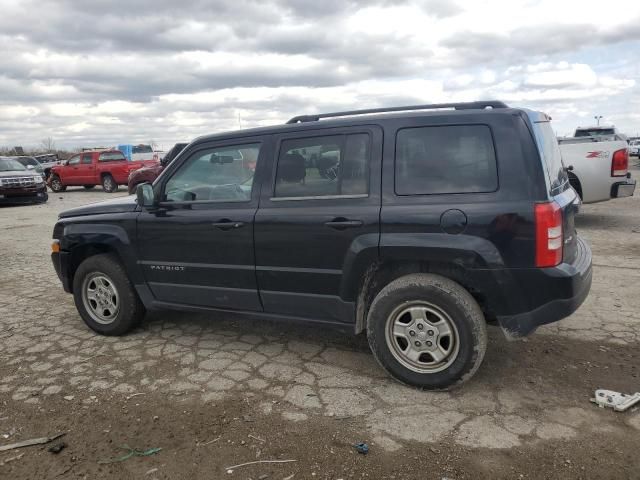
[51,101,592,389]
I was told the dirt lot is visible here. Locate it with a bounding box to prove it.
[1,169,639,480]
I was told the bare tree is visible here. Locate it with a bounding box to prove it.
[40,137,56,153]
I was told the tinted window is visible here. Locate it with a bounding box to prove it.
[99,152,126,162]
[532,121,567,193]
[164,143,259,202]
[395,125,497,195]
[575,128,615,137]
[274,134,369,198]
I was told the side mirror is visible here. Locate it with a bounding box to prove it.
[136,183,155,207]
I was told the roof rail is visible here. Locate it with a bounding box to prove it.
[286,101,508,124]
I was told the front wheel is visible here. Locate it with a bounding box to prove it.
[101,174,118,193]
[367,273,487,390]
[72,254,145,335]
[49,175,66,192]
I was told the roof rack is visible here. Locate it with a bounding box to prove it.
[286,101,508,124]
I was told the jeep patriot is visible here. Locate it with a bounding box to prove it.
[51,101,592,389]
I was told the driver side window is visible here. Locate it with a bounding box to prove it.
[68,155,80,166]
[163,143,260,203]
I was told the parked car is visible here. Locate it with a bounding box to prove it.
[558,136,636,203]
[0,156,48,204]
[127,142,188,194]
[628,139,640,157]
[33,154,61,180]
[51,101,592,389]
[14,156,46,179]
[118,144,164,162]
[573,125,627,140]
[48,150,151,193]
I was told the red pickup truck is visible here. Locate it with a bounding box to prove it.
[48,150,157,193]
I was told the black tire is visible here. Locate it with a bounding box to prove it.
[49,175,66,192]
[367,273,487,390]
[83,185,96,190]
[72,253,145,335]
[101,174,118,193]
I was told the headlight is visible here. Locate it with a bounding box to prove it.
[34,176,44,184]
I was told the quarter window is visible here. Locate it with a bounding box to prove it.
[164,143,260,202]
[395,125,497,195]
[274,134,370,198]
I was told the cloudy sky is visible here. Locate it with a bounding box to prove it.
[0,0,639,150]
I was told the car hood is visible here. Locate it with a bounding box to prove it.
[0,170,37,177]
[58,195,138,218]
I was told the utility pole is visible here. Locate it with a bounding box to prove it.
[594,115,603,126]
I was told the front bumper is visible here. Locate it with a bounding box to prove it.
[52,251,73,293]
[497,236,593,338]
[0,186,48,204]
[611,178,636,198]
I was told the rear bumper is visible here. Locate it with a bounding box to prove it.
[611,178,636,198]
[496,236,592,338]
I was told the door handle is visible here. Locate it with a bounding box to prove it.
[324,218,363,230]
[212,220,245,230]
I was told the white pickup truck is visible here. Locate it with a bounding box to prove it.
[558,135,636,203]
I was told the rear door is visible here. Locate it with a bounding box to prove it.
[254,125,382,323]
[528,115,579,263]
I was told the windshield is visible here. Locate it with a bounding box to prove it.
[133,145,153,154]
[0,158,27,172]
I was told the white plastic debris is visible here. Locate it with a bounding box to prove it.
[591,389,640,412]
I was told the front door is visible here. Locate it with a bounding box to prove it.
[77,152,95,184]
[63,154,82,185]
[254,126,382,323]
[136,138,267,311]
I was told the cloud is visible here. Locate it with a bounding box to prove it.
[0,0,639,148]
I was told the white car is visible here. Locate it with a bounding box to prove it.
[629,140,640,157]
[558,135,636,203]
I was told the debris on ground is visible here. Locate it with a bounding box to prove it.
[0,452,25,466]
[48,442,67,454]
[224,459,297,473]
[353,442,369,455]
[0,432,66,452]
[591,389,640,412]
[98,445,162,464]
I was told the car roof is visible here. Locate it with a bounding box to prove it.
[194,103,529,143]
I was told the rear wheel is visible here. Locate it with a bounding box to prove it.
[83,185,95,190]
[72,254,145,335]
[367,273,487,390]
[49,175,66,192]
[101,174,118,193]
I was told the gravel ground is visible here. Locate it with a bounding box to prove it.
[1,170,639,479]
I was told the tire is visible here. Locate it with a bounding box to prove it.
[72,253,145,335]
[49,175,66,192]
[101,174,118,193]
[83,185,96,190]
[366,273,487,390]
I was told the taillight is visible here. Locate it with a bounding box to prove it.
[535,201,563,267]
[611,148,628,177]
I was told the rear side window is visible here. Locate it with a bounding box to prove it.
[395,125,498,195]
[274,133,370,198]
[531,120,567,193]
[99,152,126,162]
